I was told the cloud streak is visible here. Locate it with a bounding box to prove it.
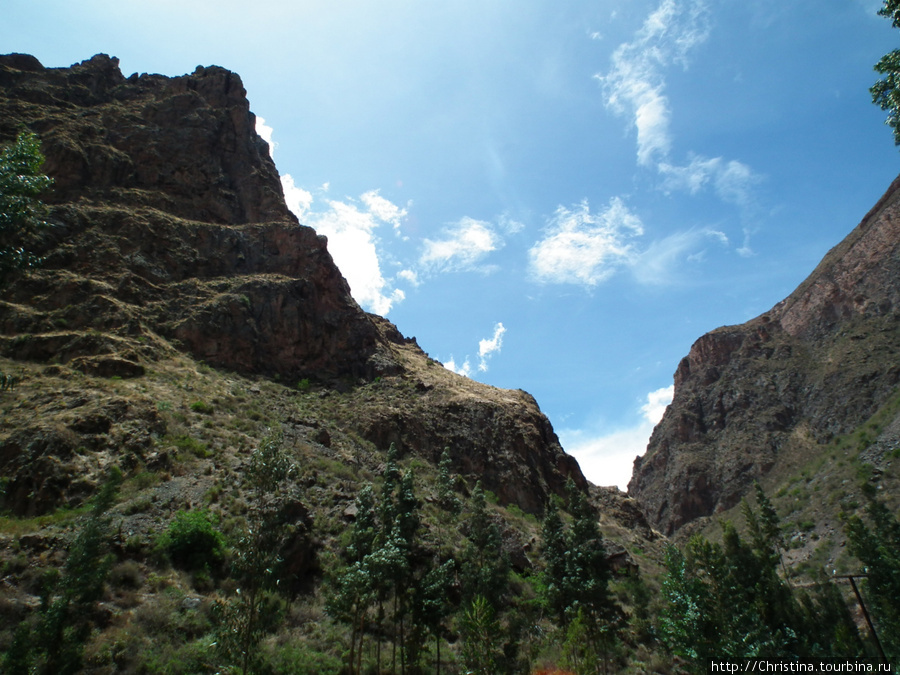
[595,0,763,254]
[597,0,710,167]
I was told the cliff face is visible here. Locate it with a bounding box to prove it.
[630,175,900,535]
[0,53,584,516]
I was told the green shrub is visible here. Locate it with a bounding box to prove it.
[189,400,214,415]
[157,509,225,571]
[171,434,211,458]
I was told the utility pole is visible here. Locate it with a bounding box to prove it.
[833,573,887,663]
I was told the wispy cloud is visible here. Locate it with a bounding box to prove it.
[561,385,673,490]
[597,0,710,167]
[659,155,761,208]
[596,0,763,253]
[528,197,644,286]
[442,322,507,378]
[478,322,506,372]
[361,190,408,233]
[632,227,729,285]
[420,217,503,273]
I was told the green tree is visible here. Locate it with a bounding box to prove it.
[872,0,900,145]
[214,432,301,675]
[540,497,568,625]
[3,469,121,675]
[460,481,509,609]
[660,487,863,672]
[328,445,428,675]
[412,558,456,675]
[0,131,53,287]
[539,480,618,669]
[845,494,900,659]
[436,448,461,519]
[460,595,503,675]
[0,131,52,393]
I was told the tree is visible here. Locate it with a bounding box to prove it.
[460,595,503,675]
[659,487,864,672]
[328,445,429,675]
[0,131,53,287]
[3,469,121,675]
[459,481,509,609]
[872,0,900,145]
[412,558,456,675]
[539,480,618,670]
[214,432,301,674]
[845,494,900,659]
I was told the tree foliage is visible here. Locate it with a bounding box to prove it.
[540,479,619,669]
[214,432,301,675]
[845,494,900,660]
[872,0,900,145]
[3,470,121,675]
[0,131,53,287]
[659,486,863,671]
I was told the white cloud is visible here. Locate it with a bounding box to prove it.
[561,385,674,490]
[306,199,402,315]
[361,190,408,232]
[397,269,420,287]
[528,197,644,286]
[642,385,674,424]
[477,322,506,372]
[281,174,313,220]
[597,0,710,167]
[255,116,276,159]
[441,322,507,378]
[420,218,502,273]
[291,192,411,315]
[255,120,408,315]
[443,356,473,378]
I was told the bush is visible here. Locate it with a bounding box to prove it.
[157,510,225,571]
[189,400,215,415]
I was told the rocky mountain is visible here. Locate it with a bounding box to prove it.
[0,53,586,519]
[630,173,900,536]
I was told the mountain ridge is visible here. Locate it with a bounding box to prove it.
[630,171,900,535]
[0,52,586,519]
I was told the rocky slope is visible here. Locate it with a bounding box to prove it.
[0,53,584,518]
[630,174,900,535]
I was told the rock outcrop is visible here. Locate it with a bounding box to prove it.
[0,53,585,515]
[630,175,900,535]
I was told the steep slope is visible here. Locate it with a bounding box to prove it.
[630,174,900,535]
[0,53,584,517]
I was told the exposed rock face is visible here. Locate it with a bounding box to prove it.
[0,53,585,515]
[630,175,900,535]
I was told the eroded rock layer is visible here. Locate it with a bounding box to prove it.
[0,53,585,515]
[630,175,900,535]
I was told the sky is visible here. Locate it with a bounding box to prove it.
[4,0,900,489]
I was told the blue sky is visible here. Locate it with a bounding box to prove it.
[5,0,899,489]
